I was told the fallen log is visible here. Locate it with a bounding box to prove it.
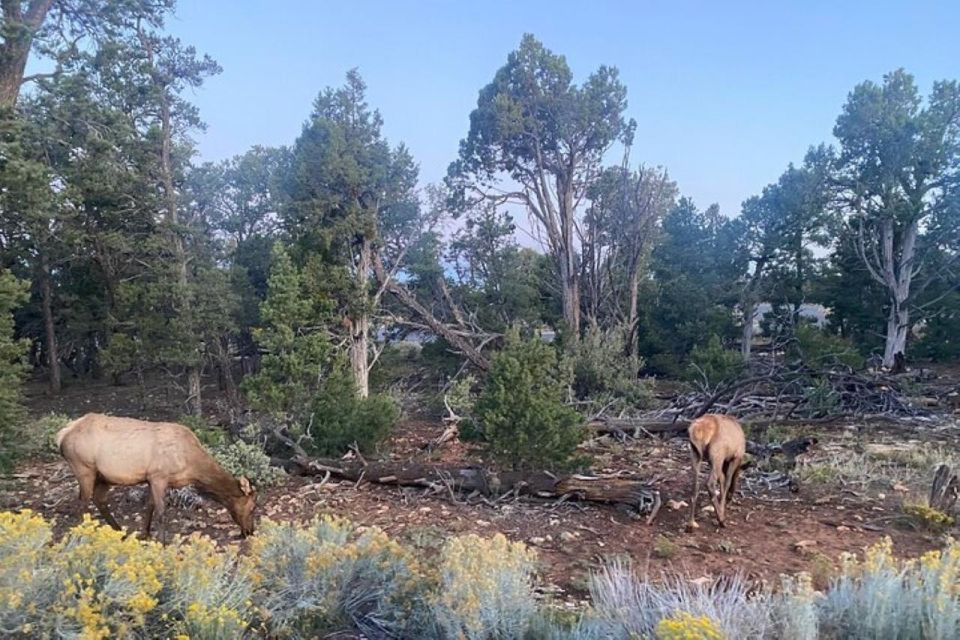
[285,457,662,523]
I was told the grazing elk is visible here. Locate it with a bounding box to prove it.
[687,413,746,529]
[57,413,257,540]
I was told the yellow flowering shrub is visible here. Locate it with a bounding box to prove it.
[655,611,725,640]
[0,510,58,636]
[162,533,255,640]
[432,533,539,640]
[250,516,424,638]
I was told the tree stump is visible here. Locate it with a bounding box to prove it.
[929,464,959,514]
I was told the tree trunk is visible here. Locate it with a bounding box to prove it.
[349,238,372,398]
[627,267,640,359]
[0,0,54,108]
[216,336,239,407]
[39,249,60,393]
[882,297,909,370]
[560,191,580,340]
[350,313,370,398]
[741,299,756,361]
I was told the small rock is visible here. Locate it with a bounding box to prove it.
[529,536,547,546]
[836,525,851,532]
[689,576,712,587]
[559,531,577,543]
[877,493,886,500]
[667,499,688,511]
[476,519,491,527]
[418,507,431,513]
[701,505,715,513]
[893,483,910,493]
[793,540,818,555]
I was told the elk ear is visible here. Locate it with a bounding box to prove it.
[238,476,253,495]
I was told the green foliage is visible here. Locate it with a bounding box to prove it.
[14,413,71,460]
[473,332,585,470]
[791,325,864,370]
[568,327,651,410]
[0,271,30,472]
[306,365,400,456]
[688,335,744,387]
[210,441,286,490]
[242,243,333,424]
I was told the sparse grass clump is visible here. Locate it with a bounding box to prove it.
[654,534,680,559]
[901,500,955,532]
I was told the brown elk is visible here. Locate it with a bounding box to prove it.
[687,413,746,529]
[57,413,257,540]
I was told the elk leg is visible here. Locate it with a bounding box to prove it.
[725,459,742,505]
[148,479,169,543]
[708,465,724,526]
[688,451,703,528]
[142,491,156,538]
[92,479,121,530]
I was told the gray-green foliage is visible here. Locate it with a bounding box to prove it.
[473,331,584,470]
[210,440,286,489]
[568,327,651,411]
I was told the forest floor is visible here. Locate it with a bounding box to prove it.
[4,370,960,607]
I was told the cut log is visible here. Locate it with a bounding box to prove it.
[285,457,662,522]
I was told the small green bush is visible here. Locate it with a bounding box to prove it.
[791,324,864,370]
[305,366,399,456]
[688,335,744,388]
[179,414,228,448]
[210,440,286,489]
[473,331,585,470]
[15,412,70,459]
[568,327,652,411]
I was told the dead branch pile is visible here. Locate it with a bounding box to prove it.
[657,358,923,425]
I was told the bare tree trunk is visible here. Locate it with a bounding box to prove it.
[560,192,580,340]
[883,296,909,369]
[0,0,54,108]
[741,299,756,361]
[627,268,641,359]
[349,315,370,398]
[348,238,373,398]
[39,249,60,393]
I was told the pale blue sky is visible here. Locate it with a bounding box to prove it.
[168,1,960,218]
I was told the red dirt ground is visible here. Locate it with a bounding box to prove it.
[5,374,956,605]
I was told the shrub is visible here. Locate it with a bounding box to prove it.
[688,335,744,388]
[430,533,539,640]
[306,365,400,456]
[179,414,228,448]
[655,611,724,640]
[0,271,29,473]
[473,331,585,470]
[771,572,819,640]
[12,412,70,459]
[162,534,255,640]
[818,537,960,639]
[791,324,864,370]
[568,327,652,411]
[587,558,774,638]
[249,516,423,638]
[210,440,286,489]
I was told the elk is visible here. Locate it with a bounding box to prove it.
[687,413,746,529]
[57,413,257,540]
